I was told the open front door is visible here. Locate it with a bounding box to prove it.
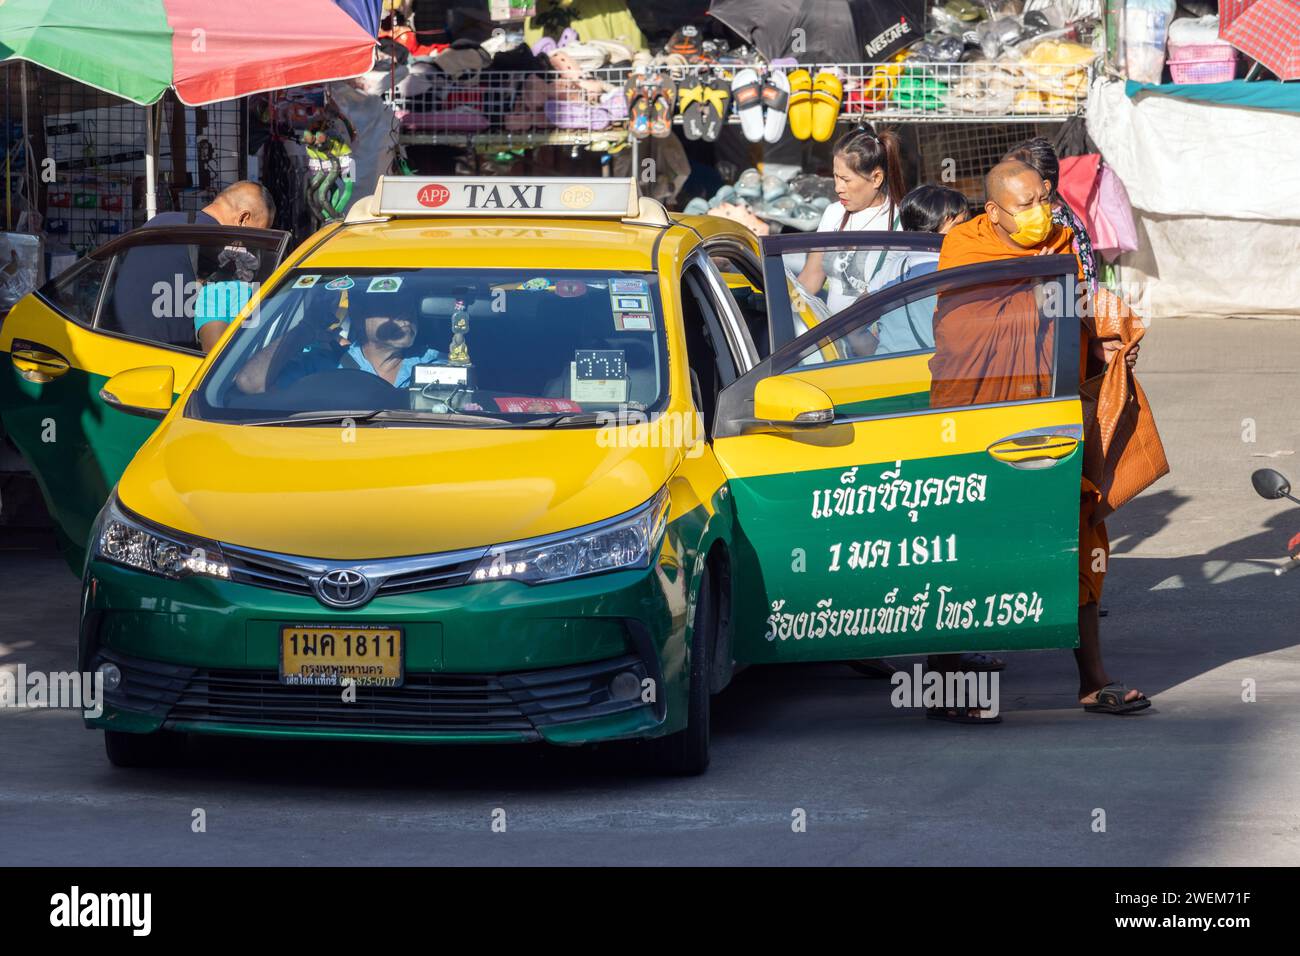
[713,246,1085,662]
[0,225,289,567]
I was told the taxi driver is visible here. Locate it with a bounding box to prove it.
[234,279,439,394]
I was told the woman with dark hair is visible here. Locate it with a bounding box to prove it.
[1003,136,1098,292]
[796,122,907,315]
[898,183,970,234]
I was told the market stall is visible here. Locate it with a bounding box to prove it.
[368,0,1105,225]
[0,0,378,298]
[1087,74,1300,318]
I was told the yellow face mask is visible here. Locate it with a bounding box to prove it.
[1004,202,1053,246]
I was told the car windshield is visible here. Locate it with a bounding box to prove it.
[190,268,667,426]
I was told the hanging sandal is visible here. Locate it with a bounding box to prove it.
[625,75,653,139]
[761,68,791,143]
[731,68,765,142]
[787,68,812,140]
[810,70,843,143]
[677,79,708,141]
[649,77,677,138]
[699,77,731,142]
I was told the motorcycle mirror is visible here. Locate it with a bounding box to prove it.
[1251,468,1292,500]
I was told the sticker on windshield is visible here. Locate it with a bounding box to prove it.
[610,278,649,295]
[293,274,321,289]
[494,397,583,414]
[366,276,403,293]
[612,294,649,312]
[609,280,653,331]
[325,276,355,291]
[520,277,551,291]
[556,279,587,298]
[614,312,653,332]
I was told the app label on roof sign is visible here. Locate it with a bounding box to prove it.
[417,184,450,208]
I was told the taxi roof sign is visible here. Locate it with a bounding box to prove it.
[362,176,641,219]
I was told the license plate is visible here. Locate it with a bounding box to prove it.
[279,626,404,687]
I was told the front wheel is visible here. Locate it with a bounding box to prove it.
[645,564,715,776]
[104,729,183,768]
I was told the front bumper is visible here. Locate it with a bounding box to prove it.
[81,555,687,744]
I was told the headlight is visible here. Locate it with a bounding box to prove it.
[471,488,670,585]
[94,498,230,580]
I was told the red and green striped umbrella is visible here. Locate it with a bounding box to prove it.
[0,0,377,106]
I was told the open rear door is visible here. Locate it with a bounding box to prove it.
[713,245,1086,662]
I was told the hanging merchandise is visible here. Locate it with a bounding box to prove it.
[893,67,947,112]
[1089,165,1139,261]
[810,71,844,142]
[491,1,536,20]
[730,69,766,142]
[1125,0,1177,84]
[327,80,399,214]
[787,69,813,139]
[302,107,357,226]
[1058,154,1138,264]
[761,69,791,143]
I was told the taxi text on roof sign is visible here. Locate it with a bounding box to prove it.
[373,176,641,218]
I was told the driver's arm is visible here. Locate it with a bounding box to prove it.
[234,335,290,394]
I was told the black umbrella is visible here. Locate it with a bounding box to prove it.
[708,0,925,63]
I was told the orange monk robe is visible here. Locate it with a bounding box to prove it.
[928,212,1106,606]
[929,213,1079,408]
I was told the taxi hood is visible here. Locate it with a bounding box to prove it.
[116,417,685,560]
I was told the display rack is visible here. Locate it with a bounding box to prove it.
[387,57,1092,156]
[386,65,631,149]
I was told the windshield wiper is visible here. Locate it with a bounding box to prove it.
[519,412,613,428]
[245,409,515,427]
[246,410,384,426]
[369,410,514,426]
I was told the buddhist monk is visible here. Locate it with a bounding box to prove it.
[928,160,1149,718]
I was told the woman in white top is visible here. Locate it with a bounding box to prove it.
[796,123,906,315]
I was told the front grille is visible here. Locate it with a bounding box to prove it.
[224,550,314,597]
[98,650,650,737]
[371,559,478,596]
[223,546,481,602]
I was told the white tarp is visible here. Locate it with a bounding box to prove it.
[1087,77,1300,318]
[1086,77,1300,220]
[1124,212,1300,318]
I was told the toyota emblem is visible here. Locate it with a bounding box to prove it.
[314,568,373,608]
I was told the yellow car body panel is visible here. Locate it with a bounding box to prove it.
[117,415,691,559]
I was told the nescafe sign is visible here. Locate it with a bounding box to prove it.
[417,183,451,208]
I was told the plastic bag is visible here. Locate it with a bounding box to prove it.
[1125,0,1176,85]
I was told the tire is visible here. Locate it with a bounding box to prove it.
[103,729,183,768]
[646,563,715,776]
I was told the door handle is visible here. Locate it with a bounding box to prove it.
[987,427,1080,470]
[11,341,71,382]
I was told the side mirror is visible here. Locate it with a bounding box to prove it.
[99,366,175,420]
[1252,468,1292,500]
[753,375,834,428]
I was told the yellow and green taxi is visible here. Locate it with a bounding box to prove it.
[0,177,1086,773]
